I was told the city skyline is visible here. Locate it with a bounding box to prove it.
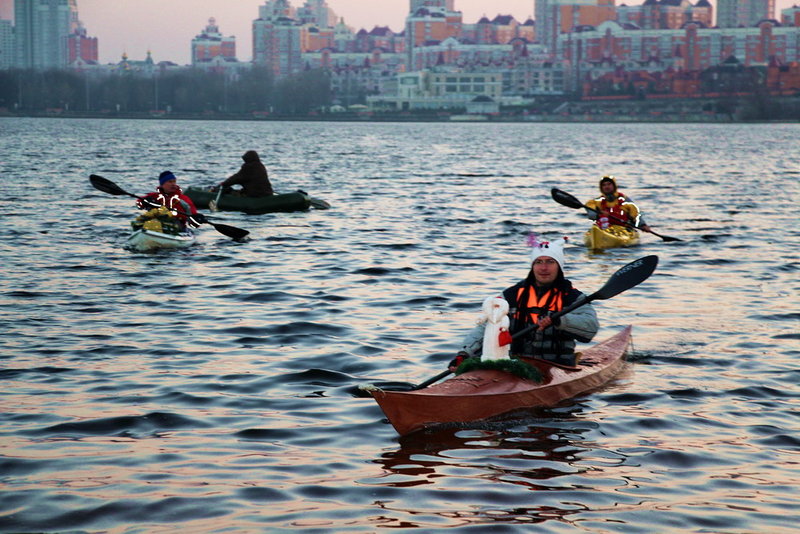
[77,0,532,64]
[61,0,799,65]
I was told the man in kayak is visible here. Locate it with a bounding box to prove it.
[214,150,274,198]
[138,171,203,230]
[585,175,651,232]
[450,237,599,369]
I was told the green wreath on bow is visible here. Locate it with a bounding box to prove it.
[455,357,542,383]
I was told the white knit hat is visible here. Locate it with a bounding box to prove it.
[530,236,567,271]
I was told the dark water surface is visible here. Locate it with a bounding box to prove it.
[1,118,798,532]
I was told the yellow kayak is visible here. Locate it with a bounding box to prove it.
[584,224,640,250]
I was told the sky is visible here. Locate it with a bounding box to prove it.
[46,0,800,64]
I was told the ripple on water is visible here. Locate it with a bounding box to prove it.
[2,119,799,532]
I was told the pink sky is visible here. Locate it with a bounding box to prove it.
[73,0,798,64]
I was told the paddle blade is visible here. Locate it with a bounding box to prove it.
[655,232,682,242]
[89,174,131,197]
[211,222,249,241]
[592,255,659,301]
[551,188,586,210]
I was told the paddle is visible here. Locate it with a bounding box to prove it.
[209,186,223,212]
[357,254,659,396]
[89,174,249,240]
[551,187,681,242]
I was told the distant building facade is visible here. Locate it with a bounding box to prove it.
[192,18,236,65]
[617,0,713,30]
[782,5,800,26]
[15,0,79,69]
[536,0,617,54]
[253,0,303,77]
[296,0,335,27]
[717,0,775,28]
[0,18,12,69]
[562,19,800,91]
[66,21,97,64]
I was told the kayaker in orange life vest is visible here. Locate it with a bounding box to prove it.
[450,237,599,370]
[138,171,203,229]
[585,175,652,233]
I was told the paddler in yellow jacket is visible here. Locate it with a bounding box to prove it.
[585,175,651,233]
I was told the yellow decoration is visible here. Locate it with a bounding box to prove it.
[142,219,163,232]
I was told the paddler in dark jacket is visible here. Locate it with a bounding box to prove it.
[450,237,599,370]
[217,150,274,197]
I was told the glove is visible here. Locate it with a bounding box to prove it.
[448,351,469,370]
[187,214,205,228]
[544,312,561,328]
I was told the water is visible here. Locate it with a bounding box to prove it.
[1,117,799,532]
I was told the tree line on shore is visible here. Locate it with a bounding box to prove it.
[2,66,797,120]
[0,68,334,115]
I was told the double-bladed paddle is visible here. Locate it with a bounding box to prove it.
[89,174,250,240]
[551,187,681,242]
[356,254,659,396]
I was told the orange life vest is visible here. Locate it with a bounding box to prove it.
[596,194,630,229]
[514,286,564,324]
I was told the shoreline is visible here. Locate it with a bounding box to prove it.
[3,110,797,123]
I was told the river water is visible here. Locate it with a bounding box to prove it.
[1,117,798,532]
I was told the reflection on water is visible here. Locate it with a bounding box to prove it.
[1,118,799,532]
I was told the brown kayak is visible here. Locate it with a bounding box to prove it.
[370,326,632,436]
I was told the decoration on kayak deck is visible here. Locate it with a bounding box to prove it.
[131,206,182,235]
[478,295,511,360]
[455,357,542,382]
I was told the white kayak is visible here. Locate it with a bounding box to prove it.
[127,229,197,252]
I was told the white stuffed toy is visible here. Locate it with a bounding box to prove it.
[479,295,511,360]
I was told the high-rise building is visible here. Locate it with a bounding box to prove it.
[66,21,96,64]
[717,0,774,28]
[297,0,336,28]
[253,0,302,78]
[411,0,455,10]
[535,0,616,53]
[782,5,800,26]
[15,0,79,69]
[616,0,713,30]
[0,0,13,21]
[0,18,12,69]
[406,2,463,69]
[191,17,236,65]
